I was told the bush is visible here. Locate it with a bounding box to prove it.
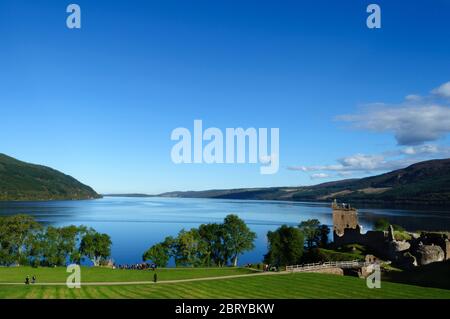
[394,231,412,241]
[374,218,405,232]
[302,248,365,263]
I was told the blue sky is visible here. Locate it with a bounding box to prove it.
[1,0,449,194]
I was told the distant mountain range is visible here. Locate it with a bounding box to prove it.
[0,154,100,201]
[158,159,450,206]
[3,152,448,206]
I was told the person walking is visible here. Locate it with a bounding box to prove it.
[32,275,36,284]
[25,276,30,285]
[153,273,158,283]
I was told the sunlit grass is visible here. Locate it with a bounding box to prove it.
[0,271,449,299]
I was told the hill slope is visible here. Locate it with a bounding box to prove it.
[0,154,100,201]
[159,159,450,206]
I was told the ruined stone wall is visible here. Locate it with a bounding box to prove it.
[364,230,387,249]
[308,268,344,276]
[445,241,450,260]
[332,203,450,266]
[333,226,363,246]
[333,227,387,256]
[332,208,359,237]
[417,233,450,260]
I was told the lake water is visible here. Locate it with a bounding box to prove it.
[0,196,449,266]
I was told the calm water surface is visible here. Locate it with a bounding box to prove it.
[0,197,449,265]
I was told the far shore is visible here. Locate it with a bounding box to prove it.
[100,193,450,212]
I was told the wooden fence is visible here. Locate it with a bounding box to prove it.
[285,260,370,272]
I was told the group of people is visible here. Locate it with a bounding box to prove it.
[24,275,36,285]
[243,263,278,272]
[263,264,278,272]
[115,262,158,271]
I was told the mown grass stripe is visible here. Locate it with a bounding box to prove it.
[192,281,238,299]
[1,272,449,299]
[161,283,209,299]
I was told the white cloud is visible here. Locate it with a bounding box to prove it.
[405,94,422,102]
[290,82,450,181]
[289,154,403,173]
[337,104,450,146]
[336,81,450,146]
[338,154,385,171]
[288,144,450,177]
[432,81,450,98]
[400,144,440,155]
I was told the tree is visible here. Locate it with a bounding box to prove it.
[374,218,405,232]
[264,225,304,267]
[0,214,110,267]
[172,229,202,267]
[0,215,41,265]
[79,230,112,266]
[38,225,87,266]
[298,219,321,249]
[222,215,256,267]
[65,225,89,264]
[318,224,330,247]
[198,223,227,267]
[142,243,170,267]
[40,226,65,266]
[141,215,256,268]
[374,218,390,231]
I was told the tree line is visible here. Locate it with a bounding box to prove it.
[0,215,112,267]
[142,214,256,267]
[264,219,331,267]
[1,213,331,269]
[143,216,331,268]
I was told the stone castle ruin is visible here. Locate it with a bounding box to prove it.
[332,201,358,237]
[332,200,450,268]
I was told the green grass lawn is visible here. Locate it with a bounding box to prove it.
[0,271,449,299]
[0,266,256,283]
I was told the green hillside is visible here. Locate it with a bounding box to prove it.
[160,159,450,206]
[0,154,100,201]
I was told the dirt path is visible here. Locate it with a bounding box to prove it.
[0,271,288,286]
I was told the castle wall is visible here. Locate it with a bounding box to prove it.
[333,227,387,255]
[332,202,450,265]
[332,209,359,236]
[417,233,450,260]
[445,241,450,260]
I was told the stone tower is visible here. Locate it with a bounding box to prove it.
[332,199,359,237]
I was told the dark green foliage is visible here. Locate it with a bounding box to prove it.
[374,218,390,231]
[143,215,256,267]
[0,215,41,265]
[33,225,88,267]
[198,223,228,267]
[80,231,112,266]
[170,228,203,267]
[319,224,330,247]
[222,215,256,267]
[374,218,405,232]
[0,214,110,267]
[142,243,171,267]
[302,248,365,263]
[264,225,304,266]
[0,153,100,201]
[298,219,321,248]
